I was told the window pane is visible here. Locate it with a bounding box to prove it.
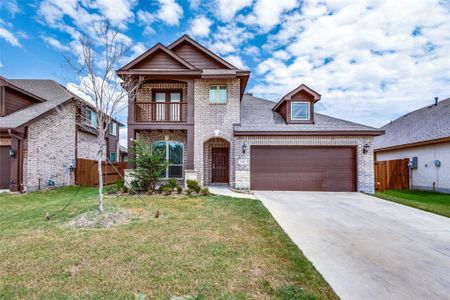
[168,166,183,178]
[209,87,217,102]
[91,111,97,127]
[168,142,183,164]
[152,141,166,158]
[109,152,116,162]
[219,87,227,102]
[155,93,165,102]
[170,93,181,102]
[291,102,309,120]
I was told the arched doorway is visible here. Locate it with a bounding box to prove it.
[203,137,230,185]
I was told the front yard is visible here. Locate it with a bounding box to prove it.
[0,187,336,299]
[375,189,450,218]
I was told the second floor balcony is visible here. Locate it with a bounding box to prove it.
[135,102,188,122]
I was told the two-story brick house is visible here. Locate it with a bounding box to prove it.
[0,76,123,192]
[119,35,383,193]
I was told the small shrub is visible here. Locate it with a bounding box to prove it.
[162,186,172,196]
[186,179,201,193]
[200,187,209,196]
[176,186,182,194]
[186,188,193,195]
[130,180,144,193]
[115,179,125,190]
[157,185,165,194]
[105,184,119,194]
[122,185,129,193]
[167,178,179,190]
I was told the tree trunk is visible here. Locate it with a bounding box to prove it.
[97,131,104,212]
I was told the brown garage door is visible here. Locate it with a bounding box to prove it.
[0,147,11,189]
[250,146,356,191]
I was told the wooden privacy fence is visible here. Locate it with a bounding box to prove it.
[375,158,410,192]
[76,158,127,186]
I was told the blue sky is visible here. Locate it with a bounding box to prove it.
[1,0,450,146]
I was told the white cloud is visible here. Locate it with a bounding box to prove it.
[245,45,260,56]
[0,61,3,68]
[137,9,154,25]
[207,24,253,55]
[156,0,183,26]
[0,0,20,16]
[224,55,248,69]
[250,0,298,32]
[215,0,252,21]
[0,26,21,46]
[42,36,70,51]
[188,16,212,37]
[188,0,200,9]
[254,0,450,127]
[89,0,136,28]
[209,41,235,55]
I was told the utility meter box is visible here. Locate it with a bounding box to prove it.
[410,157,418,169]
[435,160,441,167]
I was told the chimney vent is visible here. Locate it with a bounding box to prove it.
[435,97,439,106]
[246,92,253,96]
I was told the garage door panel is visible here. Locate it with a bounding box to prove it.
[250,146,356,191]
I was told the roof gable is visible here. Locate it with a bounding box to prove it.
[119,43,197,71]
[168,35,237,70]
[273,84,321,111]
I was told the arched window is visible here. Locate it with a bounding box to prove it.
[152,141,184,179]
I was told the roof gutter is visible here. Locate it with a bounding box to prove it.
[374,136,450,152]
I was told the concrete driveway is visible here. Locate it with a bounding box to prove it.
[254,191,450,300]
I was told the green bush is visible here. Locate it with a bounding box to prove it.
[157,185,165,194]
[167,178,179,190]
[122,185,129,193]
[105,184,119,194]
[115,179,125,190]
[186,179,201,193]
[200,188,209,196]
[162,186,172,196]
[186,188,193,196]
[129,138,169,192]
[176,186,182,194]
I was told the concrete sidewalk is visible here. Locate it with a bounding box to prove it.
[208,185,256,199]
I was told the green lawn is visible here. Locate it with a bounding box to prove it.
[0,187,336,300]
[375,189,450,217]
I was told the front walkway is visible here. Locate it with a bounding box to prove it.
[254,191,450,300]
[208,185,256,199]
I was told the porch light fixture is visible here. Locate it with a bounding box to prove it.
[9,148,16,158]
[242,143,247,154]
[362,144,370,154]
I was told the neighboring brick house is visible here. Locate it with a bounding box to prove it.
[119,35,383,193]
[0,77,123,192]
[374,98,450,193]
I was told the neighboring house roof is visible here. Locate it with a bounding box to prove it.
[235,95,383,135]
[119,145,127,153]
[0,79,74,129]
[374,98,450,151]
[0,78,124,129]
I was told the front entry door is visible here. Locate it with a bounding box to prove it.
[0,147,11,189]
[212,148,229,183]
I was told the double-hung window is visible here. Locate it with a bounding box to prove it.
[209,85,227,103]
[83,108,97,128]
[291,102,310,121]
[152,141,184,178]
[108,122,117,136]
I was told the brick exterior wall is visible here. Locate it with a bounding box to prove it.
[193,78,240,186]
[234,135,375,193]
[77,131,106,160]
[23,102,76,190]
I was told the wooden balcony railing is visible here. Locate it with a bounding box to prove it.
[135,102,188,122]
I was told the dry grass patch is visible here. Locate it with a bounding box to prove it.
[0,187,337,299]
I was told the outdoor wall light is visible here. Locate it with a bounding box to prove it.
[362,144,370,154]
[242,143,247,154]
[9,148,16,158]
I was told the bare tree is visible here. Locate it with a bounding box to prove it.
[64,21,142,212]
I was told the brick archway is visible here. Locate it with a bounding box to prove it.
[203,137,230,185]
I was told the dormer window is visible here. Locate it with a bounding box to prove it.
[291,102,310,120]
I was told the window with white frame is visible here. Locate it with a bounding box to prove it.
[291,102,310,120]
[108,122,117,136]
[82,108,97,128]
[209,85,227,103]
[152,141,184,178]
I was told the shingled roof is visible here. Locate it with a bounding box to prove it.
[0,79,74,129]
[374,98,450,151]
[234,95,383,135]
